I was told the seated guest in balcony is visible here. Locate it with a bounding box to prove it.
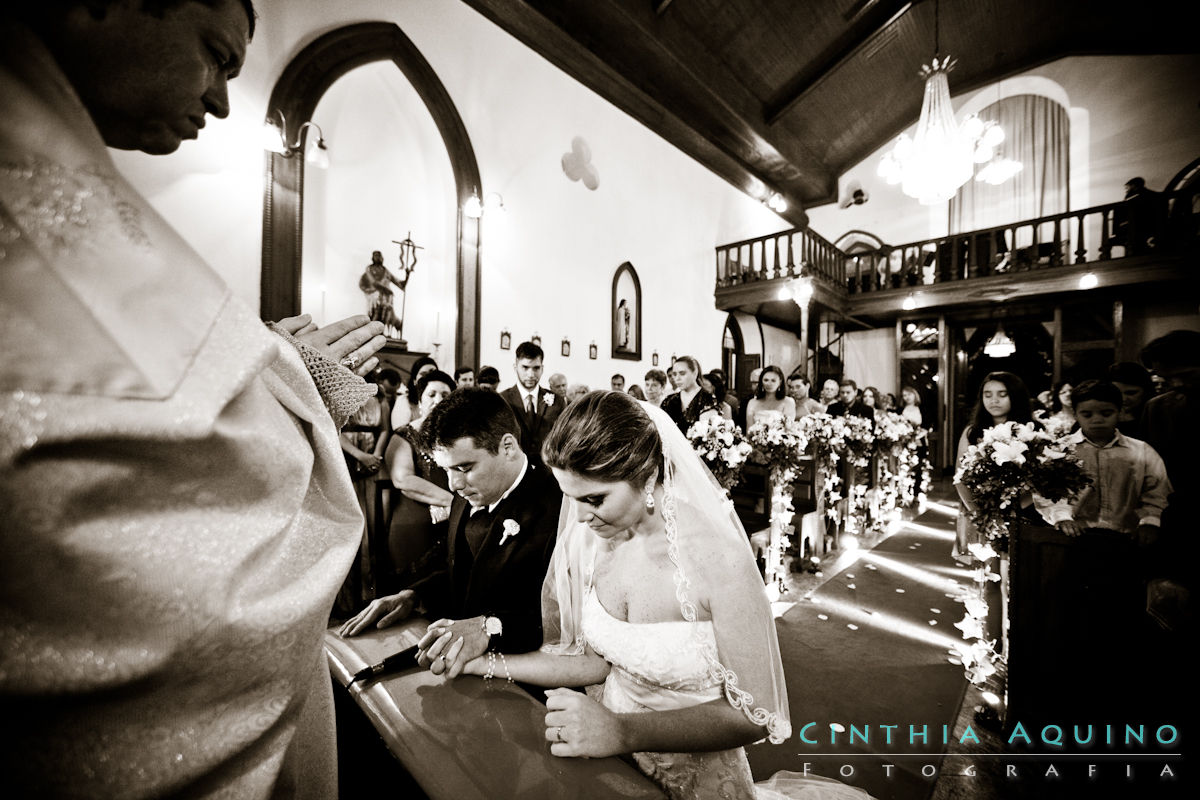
[825,379,873,419]
[788,373,824,418]
[663,356,718,433]
[746,365,796,425]
[700,371,734,421]
[1107,361,1155,441]
[340,389,562,662]
[1114,177,1167,256]
[643,368,668,406]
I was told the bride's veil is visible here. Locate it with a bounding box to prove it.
[541,396,791,744]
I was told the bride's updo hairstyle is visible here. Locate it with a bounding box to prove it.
[542,391,663,488]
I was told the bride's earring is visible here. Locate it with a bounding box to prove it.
[644,478,656,513]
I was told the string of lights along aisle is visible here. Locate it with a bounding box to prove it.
[877,0,1021,204]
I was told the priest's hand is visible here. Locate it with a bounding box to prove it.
[276,313,386,377]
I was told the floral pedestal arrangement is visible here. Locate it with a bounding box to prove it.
[746,416,810,598]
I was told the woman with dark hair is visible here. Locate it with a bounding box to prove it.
[391,355,439,429]
[661,355,718,433]
[1034,379,1076,435]
[699,371,733,421]
[429,391,863,799]
[381,369,456,593]
[1107,361,1155,439]
[954,372,1036,559]
[746,365,796,425]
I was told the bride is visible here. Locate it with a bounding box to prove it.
[421,391,868,799]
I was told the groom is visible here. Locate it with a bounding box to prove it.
[340,389,561,670]
[499,341,564,468]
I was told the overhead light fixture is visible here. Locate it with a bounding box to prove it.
[876,0,1013,204]
[1079,272,1099,290]
[463,192,483,218]
[902,294,917,311]
[463,190,505,219]
[765,192,788,213]
[263,110,329,168]
[983,323,1016,358]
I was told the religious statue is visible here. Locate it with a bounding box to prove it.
[359,250,406,338]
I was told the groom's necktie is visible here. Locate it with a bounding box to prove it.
[524,393,536,428]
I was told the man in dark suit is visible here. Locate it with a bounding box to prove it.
[499,341,564,467]
[825,378,874,419]
[339,389,562,672]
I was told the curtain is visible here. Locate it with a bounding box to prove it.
[949,94,1070,237]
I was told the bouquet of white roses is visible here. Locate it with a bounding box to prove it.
[687,415,754,491]
[745,415,810,483]
[954,421,1090,541]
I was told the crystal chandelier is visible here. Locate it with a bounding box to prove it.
[876,0,1018,204]
[983,323,1016,358]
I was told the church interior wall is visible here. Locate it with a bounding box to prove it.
[109,0,790,387]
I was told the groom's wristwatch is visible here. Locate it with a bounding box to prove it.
[482,616,503,640]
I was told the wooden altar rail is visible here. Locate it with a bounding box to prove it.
[325,621,665,799]
[714,190,1197,296]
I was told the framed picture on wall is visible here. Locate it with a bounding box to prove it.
[500,329,511,350]
[561,338,571,357]
[611,261,642,361]
[589,341,598,360]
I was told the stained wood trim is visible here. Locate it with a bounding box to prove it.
[261,22,482,368]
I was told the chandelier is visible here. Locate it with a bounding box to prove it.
[983,323,1016,358]
[876,0,1019,204]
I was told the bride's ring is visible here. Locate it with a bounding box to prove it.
[553,726,565,743]
[340,352,359,369]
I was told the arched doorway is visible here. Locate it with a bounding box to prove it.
[260,23,482,367]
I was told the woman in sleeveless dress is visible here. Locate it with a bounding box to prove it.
[381,370,456,594]
[436,391,870,799]
[746,366,796,426]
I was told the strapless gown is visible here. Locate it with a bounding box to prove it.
[582,591,873,800]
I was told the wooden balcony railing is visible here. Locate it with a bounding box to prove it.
[715,225,846,289]
[715,190,1197,298]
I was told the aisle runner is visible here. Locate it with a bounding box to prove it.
[748,504,976,800]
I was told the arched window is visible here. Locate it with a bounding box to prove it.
[949,94,1070,235]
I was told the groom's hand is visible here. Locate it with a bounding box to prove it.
[544,687,626,758]
[417,617,489,677]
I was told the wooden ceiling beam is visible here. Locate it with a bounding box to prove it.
[764,0,917,125]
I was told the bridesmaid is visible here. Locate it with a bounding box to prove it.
[745,365,796,425]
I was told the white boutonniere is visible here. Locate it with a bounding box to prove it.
[543,392,554,407]
[500,518,521,545]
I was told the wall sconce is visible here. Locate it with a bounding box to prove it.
[531,332,542,347]
[902,293,917,311]
[463,190,505,219]
[764,191,787,213]
[589,341,598,360]
[499,329,511,350]
[561,337,571,357]
[263,110,329,169]
[651,351,659,366]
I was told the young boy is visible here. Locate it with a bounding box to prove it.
[1031,379,1172,721]
[1035,379,1171,541]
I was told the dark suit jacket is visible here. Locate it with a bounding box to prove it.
[826,400,874,420]
[499,385,564,466]
[408,462,561,654]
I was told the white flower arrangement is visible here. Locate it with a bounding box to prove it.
[687,415,754,491]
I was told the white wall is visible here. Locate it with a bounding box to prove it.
[843,328,897,395]
[109,0,790,387]
[806,54,1200,249]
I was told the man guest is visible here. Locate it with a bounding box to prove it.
[499,341,563,466]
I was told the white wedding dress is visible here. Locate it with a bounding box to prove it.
[582,588,873,800]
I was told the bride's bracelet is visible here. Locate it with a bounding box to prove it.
[482,650,513,684]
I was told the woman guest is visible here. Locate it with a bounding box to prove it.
[899,386,923,427]
[643,369,668,406]
[627,384,647,401]
[1106,361,1156,440]
[1035,380,1076,435]
[746,365,796,425]
[662,356,718,433]
[337,381,392,613]
[391,355,439,430]
[382,370,456,594]
[419,392,867,800]
[860,386,884,420]
[700,371,734,421]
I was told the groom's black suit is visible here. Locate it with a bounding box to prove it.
[499,385,564,468]
[408,462,561,654]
